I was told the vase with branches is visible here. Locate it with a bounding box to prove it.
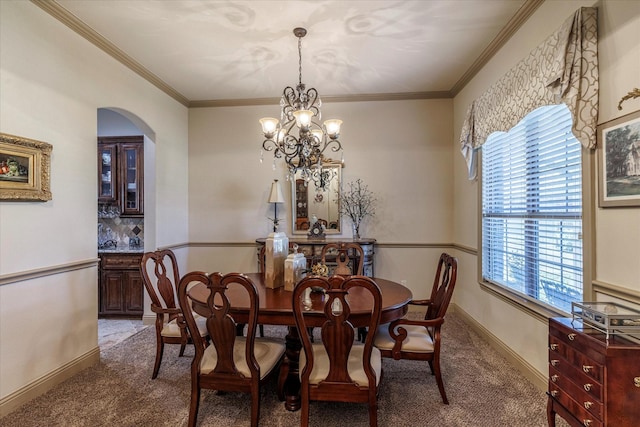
[338,178,376,240]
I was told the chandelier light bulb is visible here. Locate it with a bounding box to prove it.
[324,119,342,138]
[259,117,279,137]
[310,129,323,143]
[292,110,313,130]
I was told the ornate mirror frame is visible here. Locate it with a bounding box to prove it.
[291,161,342,235]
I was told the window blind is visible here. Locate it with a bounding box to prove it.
[482,104,583,313]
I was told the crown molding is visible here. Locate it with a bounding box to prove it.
[450,0,544,96]
[32,0,541,108]
[30,0,190,107]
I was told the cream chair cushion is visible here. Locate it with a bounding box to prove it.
[373,323,435,353]
[200,337,285,379]
[299,343,382,386]
[161,313,208,338]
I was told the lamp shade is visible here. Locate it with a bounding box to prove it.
[268,179,285,204]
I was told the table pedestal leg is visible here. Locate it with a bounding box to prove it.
[281,326,302,411]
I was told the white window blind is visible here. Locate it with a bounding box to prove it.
[482,104,583,313]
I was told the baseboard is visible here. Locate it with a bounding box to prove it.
[0,347,100,418]
[450,303,547,392]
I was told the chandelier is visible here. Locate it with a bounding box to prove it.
[259,27,343,188]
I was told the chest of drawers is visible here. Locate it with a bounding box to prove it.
[547,317,640,427]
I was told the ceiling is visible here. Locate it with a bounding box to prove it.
[36,0,543,107]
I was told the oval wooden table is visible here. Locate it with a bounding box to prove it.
[188,272,413,411]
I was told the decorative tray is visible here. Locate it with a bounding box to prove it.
[572,301,640,338]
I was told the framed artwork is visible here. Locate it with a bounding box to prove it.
[597,110,640,207]
[0,133,52,201]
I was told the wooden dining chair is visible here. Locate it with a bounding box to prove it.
[320,242,364,277]
[177,271,286,427]
[321,242,367,341]
[140,249,209,379]
[293,275,383,427]
[373,253,457,404]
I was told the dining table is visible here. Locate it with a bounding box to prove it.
[187,272,413,411]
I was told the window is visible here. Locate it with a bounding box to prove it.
[481,104,582,313]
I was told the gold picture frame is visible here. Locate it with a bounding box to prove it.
[0,133,52,201]
[597,110,640,207]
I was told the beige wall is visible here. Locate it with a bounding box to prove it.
[0,1,189,411]
[452,0,640,385]
[187,99,454,299]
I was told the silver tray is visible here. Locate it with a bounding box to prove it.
[572,301,640,337]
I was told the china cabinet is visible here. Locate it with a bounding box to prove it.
[98,252,144,317]
[547,317,640,426]
[98,136,144,217]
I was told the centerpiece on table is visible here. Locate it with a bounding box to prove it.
[338,178,376,240]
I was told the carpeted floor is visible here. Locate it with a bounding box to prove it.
[2,312,567,426]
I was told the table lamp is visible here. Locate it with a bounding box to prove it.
[268,179,285,232]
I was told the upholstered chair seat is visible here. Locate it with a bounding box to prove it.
[373,324,435,353]
[201,337,285,379]
[161,314,207,338]
[299,343,382,386]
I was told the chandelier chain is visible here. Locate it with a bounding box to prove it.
[298,36,303,88]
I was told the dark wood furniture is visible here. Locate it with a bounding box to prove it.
[373,253,458,404]
[256,237,376,277]
[547,317,640,427]
[320,242,364,276]
[140,249,209,379]
[98,251,144,317]
[98,136,144,217]
[293,275,383,427]
[177,272,285,427]
[187,272,412,412]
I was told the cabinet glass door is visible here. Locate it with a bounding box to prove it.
[98,144,117,201]
[120,144,143,215]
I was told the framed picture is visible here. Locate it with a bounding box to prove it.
[0,133,52,201]
[597,110,640,207]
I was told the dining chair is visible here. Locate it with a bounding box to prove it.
[373,252,457,404]
[177,271,286,427]
[293,275,383,427]
[321,242,367,341]
[320,242,364,277]
[140,249,209,379]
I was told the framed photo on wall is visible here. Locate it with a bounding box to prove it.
[597,110,640,207]
[0,133,52,201]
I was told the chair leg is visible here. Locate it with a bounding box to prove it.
[259,324,264,338]
[188,384,201,427]
[152,340,164,379]
[300,390,310,427]
[432,358,449,404]
[179,342,187,357]
[250,386,260,427]
[368,398,378,427]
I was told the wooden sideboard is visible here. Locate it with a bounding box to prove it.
[256,237,376,277]
[98,252,144,318]
[547,317,640,427]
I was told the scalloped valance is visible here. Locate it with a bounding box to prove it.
[460,7,598,180]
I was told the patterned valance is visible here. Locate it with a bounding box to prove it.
[460,7,598,180]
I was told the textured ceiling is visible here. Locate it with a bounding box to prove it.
[44,0,538,105]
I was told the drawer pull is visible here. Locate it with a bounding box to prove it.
[582,365,593,373]
[568,333,577,341]
[583,420,592,427]
[550,343,559,351]
[583,401,593,409]
[634,377,640,388]
[550,390,558,397]
[551,374,559,383]
[550,359,559,367]
[583,383,592,392]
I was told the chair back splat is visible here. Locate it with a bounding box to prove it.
[177,272,285,427]
[320,242,364,276]
[293,275,383,427]
[373,252,457,404]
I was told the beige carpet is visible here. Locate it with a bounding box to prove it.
[2,312,567,426]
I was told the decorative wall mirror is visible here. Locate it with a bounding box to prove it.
[291,161,342,235]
